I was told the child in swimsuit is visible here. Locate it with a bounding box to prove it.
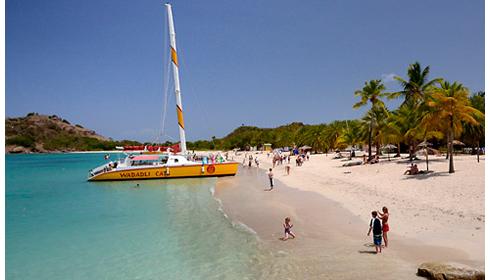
[282,217,295,240]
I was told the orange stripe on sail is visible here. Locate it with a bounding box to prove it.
[171,47,178,66]
[176,106,185,129]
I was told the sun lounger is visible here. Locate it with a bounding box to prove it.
[342,160,363,167]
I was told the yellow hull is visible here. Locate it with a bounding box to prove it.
[88,162,239,181]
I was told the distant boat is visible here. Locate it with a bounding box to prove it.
[87,4,239,181]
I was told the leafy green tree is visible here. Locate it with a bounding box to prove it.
[421,81,483,173]
[353,79,388,160]
[390,62,442,105]
[461,91,485,160]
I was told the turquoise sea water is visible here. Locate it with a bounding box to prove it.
[6,153,265,279]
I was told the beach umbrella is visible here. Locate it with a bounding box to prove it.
[417,141,433,147]
[383,144,397,161]
[417,141,432,171]
[452,140,465,146]
[451,140,465,155]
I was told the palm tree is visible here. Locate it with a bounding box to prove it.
[388,105,425,160]
[390,62,442,105]
[421,81,484,173]
[359,106,389,157]
[462,91,485,162]
[384,112,404,157]
[353,79,388,160]
[338,121,361,159]
[303,125,329,153]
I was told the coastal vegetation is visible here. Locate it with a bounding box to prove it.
[199,62,485,173]
[6,62,484,173]
[5,113,140,153]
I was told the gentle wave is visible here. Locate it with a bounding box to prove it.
[209,185,260,239]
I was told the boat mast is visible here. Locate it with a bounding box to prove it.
[165,3,187,154]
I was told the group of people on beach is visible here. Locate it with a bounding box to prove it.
[272,153,290,168]
[242,154,260,168]
[367,206,389,253]
[247,150,392,250]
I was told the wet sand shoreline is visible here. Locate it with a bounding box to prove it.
[215,166,480,279]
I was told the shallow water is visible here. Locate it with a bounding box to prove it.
[6,153,268,279]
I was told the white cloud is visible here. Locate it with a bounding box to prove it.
[381,73,397,84]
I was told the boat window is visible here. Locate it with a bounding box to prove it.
[174,159,179,163]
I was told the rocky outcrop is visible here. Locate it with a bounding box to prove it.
[417,262,484,280]
[5,113,111,153]
[6,145,30,154]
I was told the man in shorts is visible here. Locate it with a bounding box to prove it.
[367,210,382,253]
[267,168,274,190]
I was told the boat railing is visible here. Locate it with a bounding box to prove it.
[88,161,119,178]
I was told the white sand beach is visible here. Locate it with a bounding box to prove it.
[215,152,484,277]
[259,153,484,261]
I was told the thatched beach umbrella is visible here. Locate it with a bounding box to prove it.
[417,141,433,147]
[417,141,432,171]
[452,140,465,146]
[451,140,465,155]
[383,144,397,161]
[300,145,312,153]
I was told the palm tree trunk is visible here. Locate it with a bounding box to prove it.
[446,132,450,160]
[396,142,401,157]
[477,140,480,163]
[409,140,414,162]
[449,120,455,173]
[368,121,372,160]
[425,147,429,171]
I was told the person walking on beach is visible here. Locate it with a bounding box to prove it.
[378,207,390,247]
[285,162,291,175]
[255,157,260,168]
[367,211,382,254]
[267,168,274,190]
[281,217,295,240]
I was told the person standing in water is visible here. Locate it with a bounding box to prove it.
[267,168,274,190]
[281,217,296,240]
[378,206,390,247]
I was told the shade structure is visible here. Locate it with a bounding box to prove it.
[452,140,465,146]
[131,155,161,161]
[417,141,433,147]
[383,144,397,150]
[416,147,440,155]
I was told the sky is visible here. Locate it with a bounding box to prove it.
[6,0,485,142]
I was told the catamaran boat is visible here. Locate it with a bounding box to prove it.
[87,4,239,181]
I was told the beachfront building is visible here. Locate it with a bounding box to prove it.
[263,143,272,152]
